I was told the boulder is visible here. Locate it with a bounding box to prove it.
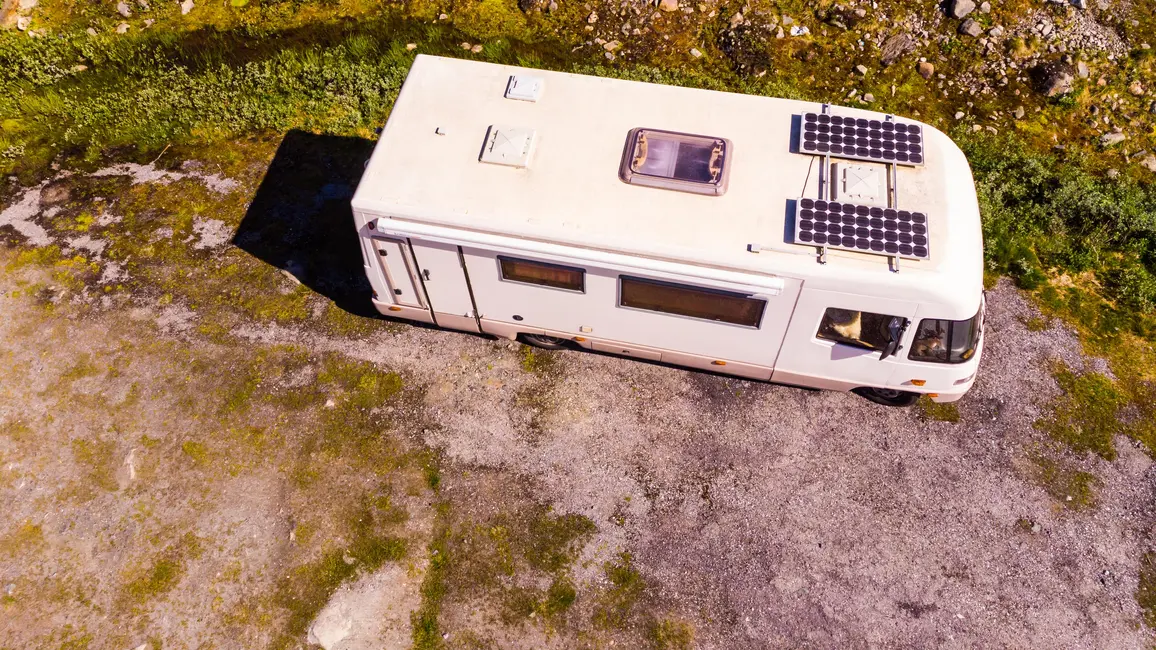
[1100,132,1126,146]
[917,61,935,79]
[658,0,678,12]
[951,0,976,19]
[1031,61,1075,97]
[960,19,983,37]
[880,33,915,65]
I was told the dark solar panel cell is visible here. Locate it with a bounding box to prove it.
[793,201,930,259]
[800,113,926,165]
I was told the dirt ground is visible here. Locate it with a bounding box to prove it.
[1,152,1154,649]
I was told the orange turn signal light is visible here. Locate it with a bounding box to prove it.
[388,306,402,312]
[928,393,939,398]
[573,336,586,342]
[712,360,727,366]
[910,379,927,386]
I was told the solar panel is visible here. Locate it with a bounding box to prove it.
[792,198,930,259]
[800,113,924,166]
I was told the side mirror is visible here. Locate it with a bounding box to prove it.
[879,317,909,361]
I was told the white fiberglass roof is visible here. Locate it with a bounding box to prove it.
[352,55,984,318]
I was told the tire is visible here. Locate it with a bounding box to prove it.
[518,333,570,350]
[852,386,921,407]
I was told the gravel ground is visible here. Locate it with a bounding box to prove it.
[2,161,1154,648]
[230,280,1155,648]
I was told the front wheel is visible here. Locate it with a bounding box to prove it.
[518,333,570,350]
[852,386,921,407]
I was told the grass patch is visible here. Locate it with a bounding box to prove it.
[70,437,118,496]
[1137,552,1156,628]
[180,440,210,465]
[649,618,694,650]
[593,551,646,630]
[122,533,204,607]
[273,533,406,649]
[412,504,451,650]
[1028,454,1100,510]
[0,520,45,559]
[916,397,961,423]
[1034,363,1127,461]
[519,344,559,374]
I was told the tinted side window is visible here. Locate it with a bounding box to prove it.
[816,308,900,351]
[499,257,585,292]
[619,276,765,327]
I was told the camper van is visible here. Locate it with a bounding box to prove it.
[351,55,985,406]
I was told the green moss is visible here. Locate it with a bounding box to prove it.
[181,440,210,466]
[273,535,406,649]
[122,533,204,606]
[70,438,118,495]
[1028,454,1099,510]
[0,520,45,558]
[916,397,961,423]
[1034,364,1127,460]
[649,618,694,650]
[593,552,646,629]
[1137,552,1156,628]
[524,511,597,573]
[412,507,451,650]
[519,345,558,375]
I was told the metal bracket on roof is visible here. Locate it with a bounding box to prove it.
[815,103,832,266]
[885,114,900,274]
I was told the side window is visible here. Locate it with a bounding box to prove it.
[498,256,585,292]
[816,308,901,351]
[908,307,983,363]
[619,276,765,327]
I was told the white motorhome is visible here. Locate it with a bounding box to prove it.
[351,55,985,406]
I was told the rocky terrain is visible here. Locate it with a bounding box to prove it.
[2,0,1156,648]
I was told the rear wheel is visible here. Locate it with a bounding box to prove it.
[518,333,570,350]
[852,386,921,407]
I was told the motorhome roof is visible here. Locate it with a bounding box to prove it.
[353,55,984,317]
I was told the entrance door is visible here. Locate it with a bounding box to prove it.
[371,238,424,307]
[409,240,482,333]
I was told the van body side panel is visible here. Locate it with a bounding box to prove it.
[771,288,920,389]
[462,246,801,368]
[409,240,482,333]
[371,238,425,308]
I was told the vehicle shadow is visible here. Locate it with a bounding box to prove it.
[233,129,379,318]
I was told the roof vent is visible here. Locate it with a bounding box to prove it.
[479,125,536,168]
[833,163,883,203]
[505,75,543,102]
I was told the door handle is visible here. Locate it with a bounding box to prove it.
[422,269,431,281]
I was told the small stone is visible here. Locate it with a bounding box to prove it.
[406,43,417,51]
[86,27,98,36]
[604,51,615,61]
[954,111,965,119]
[1072,0,1086,8]
[116,22,130,33]
[471,44,483,53]
[437,13,447,19]
[17,16,31,30]
[1077,61,1089,78]
[979,0,991,11]
[1030,522,1041,533]
[587,10,598,22]
[729,11,744,28]
[1100,132,1126,146]
[917,61,935,79]
[324,398,336,408]
[960,19,982,37]
[603,40,621,51]
[781,15,794,25]
[689,47,702,57]
[3,584,14,596]
[1129,81,1145,96]
[116,1,131,16]
[180,0,194,14]
[658,0,678,12]
[1141,155,1156,173]
[950,0,976,19]
[862,93,875,103]
[1107,169,1119,178]
[71,64,88,73]
[342,552,356,565]
[988,25,1003,38]
[18,0,38,8]
[546,0,556,11]
[855,64,869,75]
[789,25,809,36]
[775,26,785,38]
[1013,105,1025,119]
[137,0,150,8]
[461,42,472,50]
